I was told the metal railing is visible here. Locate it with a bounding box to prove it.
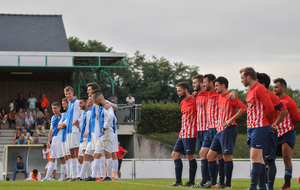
[115,104,141,124]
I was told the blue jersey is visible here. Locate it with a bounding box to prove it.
[51,114,62,138]
[99,103,116,137]
[61,113,68,142]
[80,108,91,143]
[66,99,78,133]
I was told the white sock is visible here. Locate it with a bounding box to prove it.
[100,156,106,178]
[79,161,90,179]
[45,161,55,179]
[71,158,77,178]
[92,159,100,178]
[106,158,113,178]
[77,161,82,176]
[60,164,66,179]
[112,159,118,179]
[66,160,71,178]
[87,162,92,178]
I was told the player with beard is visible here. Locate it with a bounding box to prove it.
[168,82,197,187]
[273,78,300,190]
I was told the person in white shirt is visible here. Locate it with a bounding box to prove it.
[126,94,135,122]
[22,130,32,144]
[25,169,41,181]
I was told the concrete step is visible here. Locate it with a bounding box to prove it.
[0,129,50,137]
[0,136,49,144]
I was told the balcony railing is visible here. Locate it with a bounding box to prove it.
[115,104,141,124]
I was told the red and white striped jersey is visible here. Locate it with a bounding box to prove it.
[196,91,209,131]
[277,95,300,137]
[217,92,247,132]
[267,90,287,124]
[207,89,219,129]
[246,82,274,128]
[179,96,197,139]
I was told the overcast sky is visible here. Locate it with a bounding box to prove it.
[1,0,300,90]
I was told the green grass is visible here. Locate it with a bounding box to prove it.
[0,179,299,190]
[146,133,300,158]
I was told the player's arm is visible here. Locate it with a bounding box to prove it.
[257,87,274,114]
[105,102,118,109]
[59,118,67,129]
[122,149,128,159]
[103,107,115,130]
[223,97,247,128]
[227,91,238,100]
[288,100,300,125]
[272,103,288,130]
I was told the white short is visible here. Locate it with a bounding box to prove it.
[67,132,80,149]
[45,160,57,170]
[78,139,87,156]
[62,141,70,156]
[112,131,118,153]
[92,133,97,151]
[85,142,93,156]
[95,132,114,154]
[50,136,64,159]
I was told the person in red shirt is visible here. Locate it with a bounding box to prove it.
[38,93,49,113]
[240,67,274,190]
[273,78,300,190]
[169,82,197,187]
[116,142,128,179]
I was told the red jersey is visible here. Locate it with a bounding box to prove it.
[196,91,209,131]
[116,146,125,159]
[267,90,287,124]
[246,82,274,128]
[217,92,247,132]
[207,89,219,129]
[179,96,197,138]
[277,95,300,137]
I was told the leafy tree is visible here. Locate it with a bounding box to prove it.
[68,37,113,52]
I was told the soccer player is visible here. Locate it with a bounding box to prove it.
[273,78,300,190]
[207,76,247,189]
[240,67,274,190]
[168,82,197,187]
[25,169,41,181]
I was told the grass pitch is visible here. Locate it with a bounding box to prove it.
[0,179,299,190]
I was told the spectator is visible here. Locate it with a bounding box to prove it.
[43,109,51,129]
[13,156,28,181]
[9,99,15,112]
[16,93,26,112]
[24,112,34,136]
[116,142,128,178]
[22,130,33,144]
[14,128,22,144]
[25,108,33,117]
[25,169,41,181]
[27,92,37,114]
[8,109,17,129]
[37,93,49,113]
[31,136,41,144]
[35,114,45,136]
[17,108,23,117]
[109,94,118,104]
[15,112,25,130]
[126,93,135,122]
[32,108,43,120]
[17,135,27,145]
[0,108,8,129]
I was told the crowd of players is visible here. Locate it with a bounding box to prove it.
[43,82,120,182]
[170,67,300,190]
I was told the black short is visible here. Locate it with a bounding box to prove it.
[118,159,123,170]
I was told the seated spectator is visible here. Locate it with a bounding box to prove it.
[25,169,41,181]
[22,130,33,144]
[15,112,25,130]
[0,108,8,129]
[35,114,45,136]
[13,156,28,181]
[17,135,27,145]
[27,92,37,114]
[44,109,51,129]
[109,94,118,104]
[16,93,26,113]
[31,136,41,144]
[32,108,43,120]
[37,93,49,113]
[9,99,15,112]
[17,108,24,117]
[8,109,17,129]
[24,112,34,136]
[14,128,22,144]
[25,108,32,117]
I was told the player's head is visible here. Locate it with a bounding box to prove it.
[61,98,68,111]
[51,102,61,115]
[176,82,190,99]
[256,72,271,89]
[22,130,27,135]
[79,97,87,110]
[64,86,75,101]
[273,78,287,96]
[214,76,229,94]
[204,74,216,92]
[32,169,38,176]
[240,67,257,87]
[87,82,101,97]
[87,97,94,108]
[192,74,204,92]
[93,91,105,106]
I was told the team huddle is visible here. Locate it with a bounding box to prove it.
[43,83,119,182]
[170,67,300,190]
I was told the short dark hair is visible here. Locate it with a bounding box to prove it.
[176,82,190,92]
[17,156,22,160]
[79,96,88,101]
[239,67,257,80]
[192,74,204,83]
[256,72,270,89]
[273,78,287,87]
[91,89,103,95]
[62,98,68,103]
[214,76,229,89]
[33,169,38,175]
[87,82,101,91]
[43,144,47,148]
[204,74,216,83]
[51,102,61,107]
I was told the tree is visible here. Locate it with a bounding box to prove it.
[68,37,113,52]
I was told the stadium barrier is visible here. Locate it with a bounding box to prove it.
[115,104,141,124]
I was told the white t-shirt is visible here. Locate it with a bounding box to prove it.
[27,97,37,109]
[27,172,41,181]
[22,133,32,141]
[126,97,135,104]
[9,103,14,112]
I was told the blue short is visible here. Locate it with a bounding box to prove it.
[263,130,278,161]
[202,128,217,148]
[196,131,208,150]
[247,125,270,149]
[276,130,296,157]
[173,137,197,155]
[210,125,238,154]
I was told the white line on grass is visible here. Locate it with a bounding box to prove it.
[117,181,177,188]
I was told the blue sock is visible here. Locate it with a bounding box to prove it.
[224,161,233,187]
[284,168,292,187]
[250,163,262,189]
[189,159,197,184]
[218,158,225,185]
[266,160,276,190]
[174,159,183,184]
[258,164,266,190]
[208,161,217,185]
[201,159,209,184]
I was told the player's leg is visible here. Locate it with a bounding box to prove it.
[117,159,122,178]
[111,152,118,180]
[207,150,218,188]
[281,143,293,189]
[43,159,56,181]
[168,137,184,187]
